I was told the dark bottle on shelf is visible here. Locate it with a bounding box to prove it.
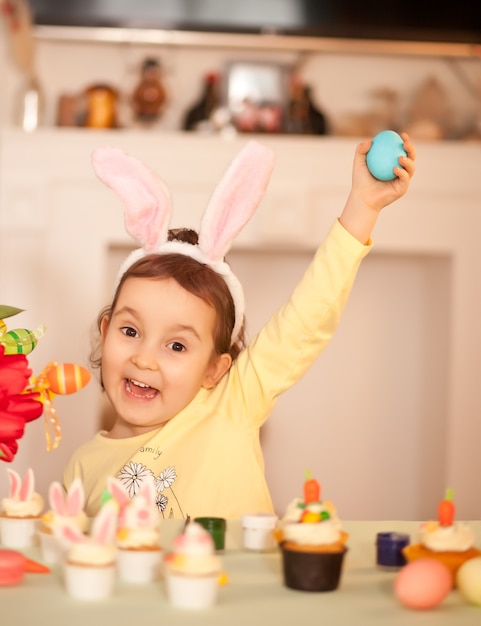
[182,72,221,131]
[304,86,328,135]
[286,75,328,135]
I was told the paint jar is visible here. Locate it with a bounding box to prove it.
[193,517,226,551]
[376,532,410,570]
[241,513,278,551]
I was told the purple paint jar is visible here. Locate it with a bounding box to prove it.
[376,532,410,570]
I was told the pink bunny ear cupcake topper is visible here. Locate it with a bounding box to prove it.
[91,141,275,345]
[3,467,44,516]
[39,479,88,565]
[107,475,157,529]
[0,468,44,549]
[48,478,85,518]
[6,468,34,502]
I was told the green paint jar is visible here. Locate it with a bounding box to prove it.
[193,517,226,551]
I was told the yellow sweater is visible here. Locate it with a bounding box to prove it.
[63,220,371,518]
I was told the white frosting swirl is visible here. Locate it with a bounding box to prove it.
[166,522,221,575]
[282,520,342,545]
[278,498,343,546]
[68,542,117,566]
[117,527,161,550]
[419,521,476,552]
[41,510,89,534]
[1,492,44,518]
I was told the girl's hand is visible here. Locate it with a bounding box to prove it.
[353,132,416,213]
[339,132,416,244]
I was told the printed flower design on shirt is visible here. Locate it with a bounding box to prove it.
[116,461,154,498]
[153,465,185,519]
[116,462,186,519]
[155,492,168,513]
[155,466,176,491]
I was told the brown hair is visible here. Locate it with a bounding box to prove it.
[90,228,245,373]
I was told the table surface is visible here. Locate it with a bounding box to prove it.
[3,520,481,625]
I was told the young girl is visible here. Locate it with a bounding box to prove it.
[63,136,416,519]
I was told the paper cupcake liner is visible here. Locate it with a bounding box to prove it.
[165,571,219,609]
[0,517,39,549]
[117,547,162,583]
[38,529,69,565]
[64,562,116,600]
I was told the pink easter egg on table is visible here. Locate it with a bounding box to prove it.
[46,363,91,395]
[394,559,452,610]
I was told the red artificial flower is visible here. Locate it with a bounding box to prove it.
[0,440,18,463]
[0,345,43,462]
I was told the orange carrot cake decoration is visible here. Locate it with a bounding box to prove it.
[438,488,455,527]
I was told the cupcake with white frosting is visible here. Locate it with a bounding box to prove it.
[403,489,480,586]
[164,522,225,609]
[55,500,118,600]
[107,476,162,583]
[274,472,348,592]
[38,478,89,564]
[0,468,44,548]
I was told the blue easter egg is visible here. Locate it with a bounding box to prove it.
[366,130,407,181]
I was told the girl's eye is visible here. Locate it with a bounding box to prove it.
[168,341,186,353]
[121,326,138,338]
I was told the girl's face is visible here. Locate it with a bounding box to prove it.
[100,276,232,438]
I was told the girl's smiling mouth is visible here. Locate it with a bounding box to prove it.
[125,378,158,399]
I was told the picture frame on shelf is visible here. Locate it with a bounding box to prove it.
[226,61,289,134]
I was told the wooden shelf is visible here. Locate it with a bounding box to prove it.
[34,25,481,59]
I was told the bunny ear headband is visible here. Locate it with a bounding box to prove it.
[91,140,275,345]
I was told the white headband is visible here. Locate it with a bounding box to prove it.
[91,141,275,345]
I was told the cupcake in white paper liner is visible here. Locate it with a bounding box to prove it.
[0,467,44,548]
[107,476,162,583]
[164,521,226,610]
[38,478,89,565]
[54,500,118,601]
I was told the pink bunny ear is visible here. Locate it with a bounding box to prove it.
[53,520,84,545]
[92,146,172,252]
[66,478,85,516]
[49,481,67,516]
[107,476,130,509]
[199,140,275,261]
[91,501,118,545]
[6,468,21,499]
[138,476,156,505]
[19,468,34,502]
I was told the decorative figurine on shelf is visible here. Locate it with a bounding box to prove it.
[82,83,120,129]
[131,58,167,125]
[232,99,284,134]
[286,73,328,135]
[182,71,222,132]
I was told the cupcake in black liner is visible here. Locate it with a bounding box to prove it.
[274,471,348,592]
[281,544,348,592]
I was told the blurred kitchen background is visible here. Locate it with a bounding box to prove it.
[1,1,481,520]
